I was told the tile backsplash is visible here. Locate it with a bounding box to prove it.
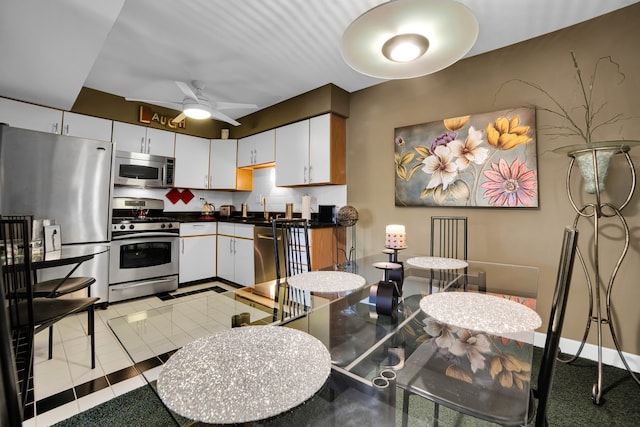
[113,167,346,214]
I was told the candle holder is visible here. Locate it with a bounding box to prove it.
[371,261,403,317]
[383,246,406,292]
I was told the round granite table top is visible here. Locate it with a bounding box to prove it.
[287,270,366,293]
[157,326,331,424]
[407,256,468,270]
[420,292,542,334]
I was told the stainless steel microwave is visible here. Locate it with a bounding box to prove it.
[114,150,175,188]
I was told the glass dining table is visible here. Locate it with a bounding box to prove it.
[107,253,539,426]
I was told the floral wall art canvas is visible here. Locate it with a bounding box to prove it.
[394,107,538,208]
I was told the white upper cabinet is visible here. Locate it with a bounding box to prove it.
[174,133,210,189]
[275,113,345,187]
[210,139,238,189]
[112,121,175,157]
[0,97,63,134]
[309,113,333,183]
[237,129,275,167]
[61,111,112,141]
[275,120,310,186]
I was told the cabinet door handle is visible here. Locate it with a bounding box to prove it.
[229,239,233,253]
[147,137,151,153]
[181,239,184,254]
[140,137,145,153]
[309,165,313,183]
[304,166,308,183]
[52,123,59,133]
[63,124,69,135]
[204,175,208,187]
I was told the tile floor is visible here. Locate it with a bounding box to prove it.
[23,281,245,427]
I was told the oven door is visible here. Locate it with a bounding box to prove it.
[109,233,179,285]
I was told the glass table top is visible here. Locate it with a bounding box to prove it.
[107,253,540,426]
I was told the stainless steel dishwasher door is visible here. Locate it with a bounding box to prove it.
[253,226,283,285]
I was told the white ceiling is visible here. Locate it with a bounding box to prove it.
[1,0,637,123]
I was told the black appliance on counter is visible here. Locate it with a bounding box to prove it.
[318,205,335,224]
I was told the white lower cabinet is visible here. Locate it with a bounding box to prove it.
[217,222,254,286]
[179,223,217,284]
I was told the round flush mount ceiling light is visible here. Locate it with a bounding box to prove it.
[341,0,478,79]
[183,98,212,120]
[382,33,429,62]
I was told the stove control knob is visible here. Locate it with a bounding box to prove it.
[161,223,166,229]
[129,224,135,230]
[119,225,126,230]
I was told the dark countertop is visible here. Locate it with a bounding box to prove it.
[165,212,339,228]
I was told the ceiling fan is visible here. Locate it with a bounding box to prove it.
[126,80,257,126]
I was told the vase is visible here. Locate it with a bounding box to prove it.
[574,149,614,194]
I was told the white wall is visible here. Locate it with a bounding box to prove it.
[112,167,346,214]
[231,168,347,215]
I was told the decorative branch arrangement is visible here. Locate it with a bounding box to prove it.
[496,51,630,144]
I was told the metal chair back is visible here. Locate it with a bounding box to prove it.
[272,219,311,321]
[534,226,578,426]
[430,216,468,260]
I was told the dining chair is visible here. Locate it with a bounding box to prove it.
[400,226,578,427]
[1,215,96,298]
[1,218,99,411]
[271,218,311,322]
[0,274,23,426]
[429,216,468,292]
[2,215,96,362]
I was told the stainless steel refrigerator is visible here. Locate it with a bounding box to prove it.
[0,124,113,303]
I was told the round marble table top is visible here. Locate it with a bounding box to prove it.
[372,261,403,271]
[407,256,468,270]
[420,292,542,334]
[287,270,366,293]
[157,326,331,424]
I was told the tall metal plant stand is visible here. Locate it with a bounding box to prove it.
[555,141,640,405]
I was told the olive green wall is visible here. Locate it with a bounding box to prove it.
[72,83,350,140]
[346,4,640,354]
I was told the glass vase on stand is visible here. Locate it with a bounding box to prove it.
[553,140,640,405]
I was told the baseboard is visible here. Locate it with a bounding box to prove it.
[534,332,640,373]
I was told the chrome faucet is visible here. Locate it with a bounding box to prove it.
[262,196,268,219]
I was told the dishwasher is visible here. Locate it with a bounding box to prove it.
[253,225,284,286]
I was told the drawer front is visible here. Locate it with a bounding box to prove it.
[180,222,217,236]
[217,222,236,236]
[234,223,254,239]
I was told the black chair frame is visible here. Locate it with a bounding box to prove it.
[271,218,312,322]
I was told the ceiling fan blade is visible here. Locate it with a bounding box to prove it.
[125,97,183,110]
[214,102,258,111]
[175,81,198,100]
[171,112,187,124]
[210,109,241,126]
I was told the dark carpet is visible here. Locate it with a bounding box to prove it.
[52,348,640,426]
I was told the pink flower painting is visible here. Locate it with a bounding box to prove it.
[394,107,538,208]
